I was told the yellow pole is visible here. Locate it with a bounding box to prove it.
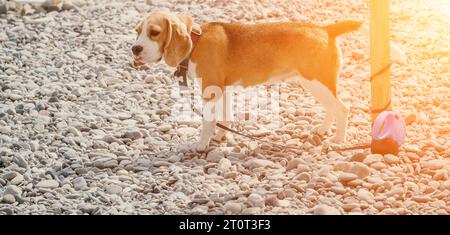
[370,0,391,122]
[370,0,401,154]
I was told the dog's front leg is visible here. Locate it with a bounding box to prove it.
[195,113,216,152]
[212,88,232,142]
[194,86,222,152]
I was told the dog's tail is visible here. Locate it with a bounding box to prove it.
[325,20,362,38]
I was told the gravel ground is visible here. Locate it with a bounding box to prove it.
[0,0,449,215]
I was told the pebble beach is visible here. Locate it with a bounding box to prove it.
[0,0,449,215]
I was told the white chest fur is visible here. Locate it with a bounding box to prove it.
[187,60,197,79]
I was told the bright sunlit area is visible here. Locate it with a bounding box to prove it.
[0,0,448,219]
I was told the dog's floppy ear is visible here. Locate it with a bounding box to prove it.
[176,14,202,35]
[177,14,193,33]
[135,19,143,34]
[163,14,193,67]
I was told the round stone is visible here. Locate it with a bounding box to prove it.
[247,193,265,207]
[338,173,358,182]
[350,163,371,179]
[206,150,224,163]
[224,202,242,214]
[2,194,16,204]
[217,158,232,172]
[105,184,122,195]
[313,205,341,215]
[36,180,59,189]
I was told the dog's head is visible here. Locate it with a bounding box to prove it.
[131,10,200,68]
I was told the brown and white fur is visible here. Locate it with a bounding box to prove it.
[131,10,362,152]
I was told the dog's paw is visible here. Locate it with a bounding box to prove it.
[177,144,193,153]
[330,135,346,144]
[312,125,330,136]
[192,142,209,153]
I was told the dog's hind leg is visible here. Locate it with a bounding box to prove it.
[298,78,336,136]
[331,98,349,144]
[298,78,348,143]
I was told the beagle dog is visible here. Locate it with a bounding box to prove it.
[131,10,362,152]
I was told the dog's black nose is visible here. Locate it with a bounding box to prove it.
[132,45,143,56]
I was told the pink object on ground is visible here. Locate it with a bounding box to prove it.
[372,111,406,146]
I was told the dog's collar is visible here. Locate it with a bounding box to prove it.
[174,31,201,86]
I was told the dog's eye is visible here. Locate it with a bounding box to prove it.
[149,30,160,37]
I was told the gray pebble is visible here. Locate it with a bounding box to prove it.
[105,184,122,195]
[2,194,15,204]
[72,177,88,191]
[12,154,28,168]
[10,173,24,185]
[36,179,59,189]
[4,185,22,197]
[124,130,143,140]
